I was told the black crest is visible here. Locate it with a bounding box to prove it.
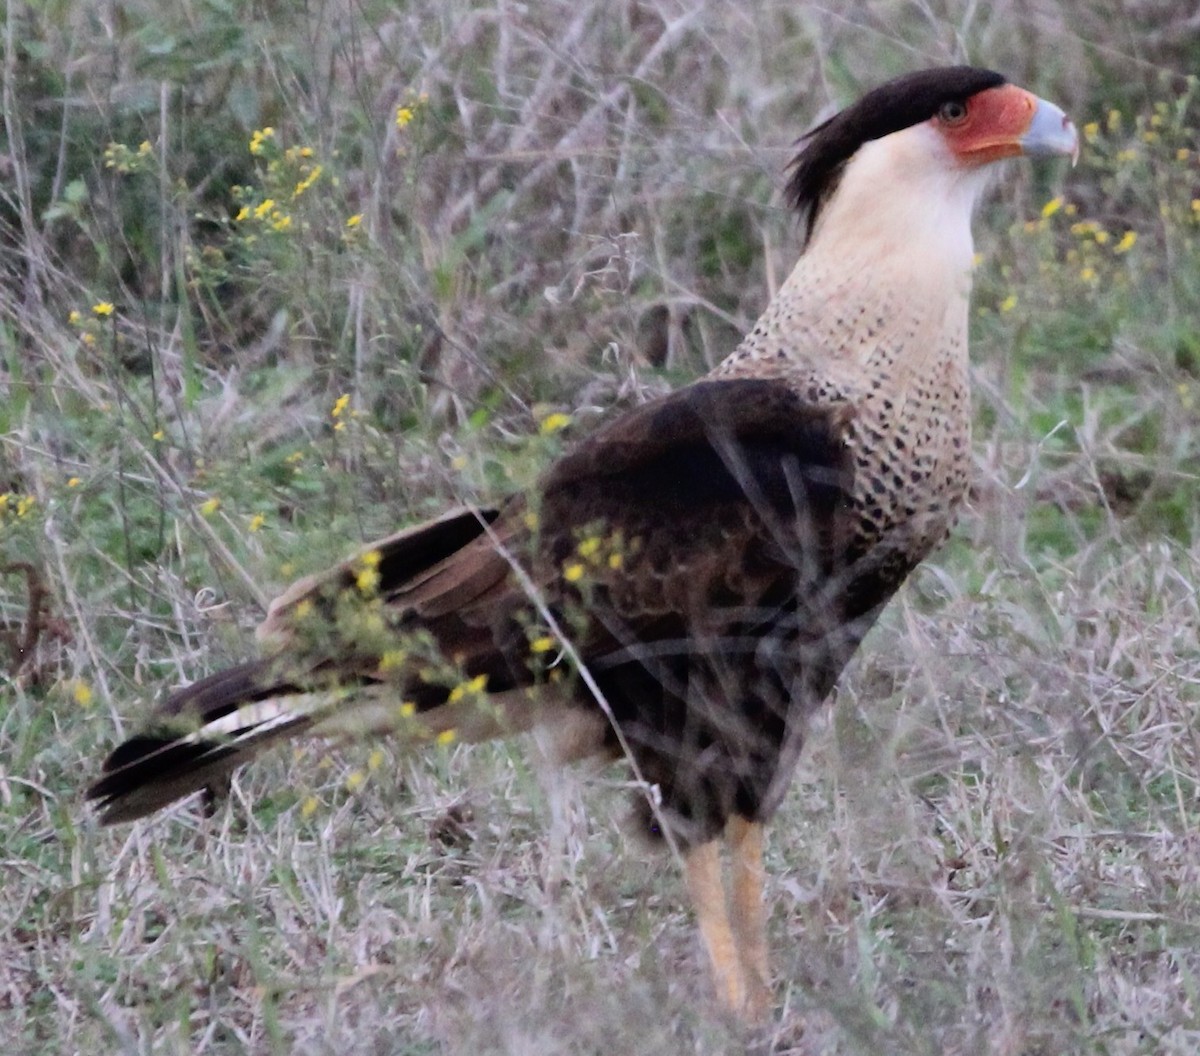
[786,66,1007,244]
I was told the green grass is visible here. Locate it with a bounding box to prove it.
[3,1,1200,1053]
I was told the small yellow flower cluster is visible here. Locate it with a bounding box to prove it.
[355,549,382,595]
[0,491,37,529]
[447,673,488,704]
[292,162,322,199]
[234,195,293,232]
[331,393,351,432]
[234,132,325,236]
[103,140,154,174]
[1022,182,1145,287]
[67,303,117,347]
[249,127,276,155]
[198,496,221,516]
[560,528,631,586]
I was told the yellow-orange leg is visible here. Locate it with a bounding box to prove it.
[727,816,771,1020]
[684,839,747,1014]
[683,819,772,1022]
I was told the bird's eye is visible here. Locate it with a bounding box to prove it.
[938,100,969,125]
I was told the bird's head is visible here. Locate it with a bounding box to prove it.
[788,67,1078,254]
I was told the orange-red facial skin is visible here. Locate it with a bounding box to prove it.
[935,83,1039,166]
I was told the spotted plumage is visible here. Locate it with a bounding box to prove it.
[87,67,1078,1021]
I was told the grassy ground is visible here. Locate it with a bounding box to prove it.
[3,1,1200,1052]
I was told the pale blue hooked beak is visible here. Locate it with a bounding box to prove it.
[1021,96,1080,165]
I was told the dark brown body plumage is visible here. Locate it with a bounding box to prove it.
[92,379,892,845]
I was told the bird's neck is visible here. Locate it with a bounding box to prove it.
[717,128,992,388]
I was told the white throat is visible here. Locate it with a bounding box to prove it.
[802,122,995,296]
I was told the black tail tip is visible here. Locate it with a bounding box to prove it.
[87,733,236,825]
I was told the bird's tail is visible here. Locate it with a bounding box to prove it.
[86,659,318,824]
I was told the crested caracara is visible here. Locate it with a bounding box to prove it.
[88,66,1078,1022]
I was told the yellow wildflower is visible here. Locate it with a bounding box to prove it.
[1080,266,1097,282]
[67,477,81,488]
[436,729,457,746]
[447,674,488,704]
[67,309,82,325]
[199,496,220,516]
[293,165,323,197]
[999,295,1017,313]
[539,412,571,435]
[253,198,275,219]
[92,301,114,317]
[530,635,556,654]
[73,680,94,708]
[271,213,292,232]
[1082,121,1099,140]
[249,127,275,155]
[345,770,366,792]
[346,213,363,228]
[331,393,350,418]
[395,106,414,128]
[1113,230,1137,254]
[368,748,385,771]
[563,562,585,583]
[577,536,601,560]
[301,795,319,818]
[1040,197,1063,219]
[248,513,266,533]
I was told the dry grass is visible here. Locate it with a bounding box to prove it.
[3,1,1200,1053]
